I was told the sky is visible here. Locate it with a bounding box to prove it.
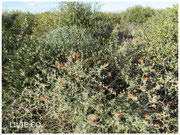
[2,1,179,13]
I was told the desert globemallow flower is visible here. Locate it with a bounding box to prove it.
[104,62,109,66]
[144,77,147,80]
[57,62,61,67]
[130,94,134,98]
[91,120,96,124]
[117,111,120,115]
[38,95,41,99]
[75,53,78,56]
[60,80,63,83]
[167,101,170,106]
[77,58,80,62]
[145,114,148,118]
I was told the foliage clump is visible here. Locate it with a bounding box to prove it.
[42,25,98,60]
[58,2,113,42]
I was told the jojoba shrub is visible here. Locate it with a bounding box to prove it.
[42,26,99,63]
[132,5,178,68]
[2,10,22,30]
[2,18,42,106]
[12,12,36,35]
[120,5,155,25]
[33,12,61,35]
[115,5,155,34]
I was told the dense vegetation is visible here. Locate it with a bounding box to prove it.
[2,2,178,133]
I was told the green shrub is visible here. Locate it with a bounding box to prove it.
[132,4,178,71]
[42,26,99,62]
[120,5,155,25]
[125,5,178,133]
[33,12,61,35]
[114,5,155,33]
[13,12,36,35]
[57,2,113,43]
[2,11,36,35]
[2,10,22,30]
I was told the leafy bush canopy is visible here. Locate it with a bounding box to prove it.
[132,4,178,70]
[58,1,101,27]
[122,5,155,24]
[2,10,23,30]
[57,2,113,43]
[42,25,99,62]
[33,12,61,35]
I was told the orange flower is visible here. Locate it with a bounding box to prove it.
[108,72,111,76]
[38,95,40,99]
[139,57,143,60]
[75,53,78,56]
[148,90,152,93]
[77,58,80,62]
[152,109,155,112]
[60,80,63,83]
[99,85,102,88]
[131,56,133,59]
[117,112,120,115]
[89,57,92,60]
[95,114,98,118]
[57,62,61,67]
[144,77,147,80]
[91,120,96,124]
[145,114,148,118]
[130,94,134,98]
[167,101,170,106]
[104,62,109,66]
[141,61,144,64]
